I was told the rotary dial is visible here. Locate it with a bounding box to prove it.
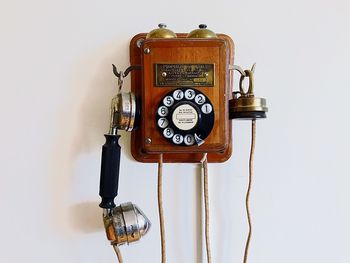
[156,88,214,146]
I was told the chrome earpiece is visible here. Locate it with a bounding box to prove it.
[110,65,140,132]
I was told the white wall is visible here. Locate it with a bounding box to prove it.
[1,0,349,262]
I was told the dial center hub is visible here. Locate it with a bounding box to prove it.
[171,103,199,131]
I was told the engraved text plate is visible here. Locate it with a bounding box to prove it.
[155,64,214,87]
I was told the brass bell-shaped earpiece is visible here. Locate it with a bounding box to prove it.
[146,23,177,39]
[229,66,268,119]
[187,24,217,38]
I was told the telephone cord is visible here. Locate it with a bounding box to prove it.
[113,245,124,263]
[201,153,212,263]
[158,153,166,263]
[113,119,255,263]
[243,119,256,263]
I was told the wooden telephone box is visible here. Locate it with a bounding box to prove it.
[129,29,234,163]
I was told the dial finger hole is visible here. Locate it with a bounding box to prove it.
[201,103,213,114]
[158,106,169,117]
[195,94,206,105]
[163,128,174,138]
[172,134,184,144]
[158,118,169,128]
[185,89,196,100]
[173,89,184,100]
[184,134,195,146]
[163,96,174,107]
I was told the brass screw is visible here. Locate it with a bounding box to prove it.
[144,48,151,54]
[161,72,167,77]
[145,138,152,144]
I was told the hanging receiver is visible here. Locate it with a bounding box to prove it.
[99,68,151,258]
[229,64,268,119]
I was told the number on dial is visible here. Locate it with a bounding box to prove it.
[184,134,195,146]
[158,118,169,128]
[163,128,174,138]
[158,106,169,117]
[195,94,205,105]
[201,103,213,114]
[173,89,184,100]
[172,134,184,144]
[185,89,196,100]
[163,96,174,107]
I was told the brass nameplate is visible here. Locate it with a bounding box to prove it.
[155,64,214,87]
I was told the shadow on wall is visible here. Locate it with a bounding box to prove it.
[48,38,132,236]
[69,202,102,233]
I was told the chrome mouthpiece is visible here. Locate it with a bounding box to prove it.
[103,202,151,246]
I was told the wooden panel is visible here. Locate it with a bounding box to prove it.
[130,33,235,163]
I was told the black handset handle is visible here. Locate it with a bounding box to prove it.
[99,134,121,209]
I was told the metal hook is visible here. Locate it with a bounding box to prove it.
[229,63,256,76]
[112,64,142,92]
[239,69,255,96]
[230,63,257,96]
[229,64,246,76]
[112,64,121,78]
[251,63,256,74]
[118,71,124,91]
[112,64,141,78]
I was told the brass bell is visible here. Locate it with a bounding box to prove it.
[187,24,217,38]
[146,23,177,39]
[229,68,268,119]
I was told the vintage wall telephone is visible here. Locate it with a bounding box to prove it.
[98,24,268,263]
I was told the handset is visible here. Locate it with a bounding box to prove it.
[98,68,150,249]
